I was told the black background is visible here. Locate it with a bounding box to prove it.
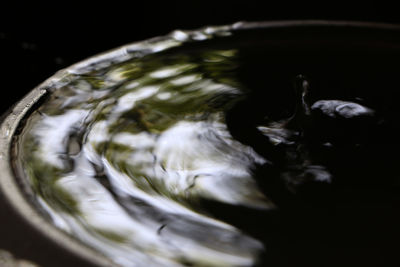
[1,1,400,266]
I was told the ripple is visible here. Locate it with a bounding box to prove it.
[17,36,267,266]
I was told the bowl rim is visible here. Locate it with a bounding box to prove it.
[1,20,400,267]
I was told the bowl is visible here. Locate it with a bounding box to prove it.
[1,21,400,267]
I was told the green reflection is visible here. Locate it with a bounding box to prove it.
[24,147,80,215]
[92,228,128,244]
[18,45,265,266]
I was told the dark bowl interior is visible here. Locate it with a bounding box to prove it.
[234,24,400,267]
[155,22,400,267]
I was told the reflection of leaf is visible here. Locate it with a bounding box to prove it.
[22,49,242,217]
[92,228,128,243]
[23,137,80,215]
[18,45,265,266]
[107,63,142,81]
[48,184,80,215]
[26,160,80,215]
[200,50,239,88]
[108,104,176,135]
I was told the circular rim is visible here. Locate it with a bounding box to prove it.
[1,20,400,267]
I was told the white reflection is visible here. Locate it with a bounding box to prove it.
[157,92,172,100]
[191,31,208,41]
[312,100,374,118]
[20,41,266,266]
[150,39,181,53]
[172,30,190,42]
[113,85,159,114]
[170,74,201,86]
[153,121,272,209]
[149,64,194,79]
[125,81,139,89]
[33,109,89,168]
[113,132,155,149]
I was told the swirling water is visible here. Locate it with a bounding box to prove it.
[16,31,273,266]
[14,26,400,266]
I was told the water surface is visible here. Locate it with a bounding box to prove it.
[14,25,400,266]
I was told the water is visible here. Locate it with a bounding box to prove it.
[13,25,400,266]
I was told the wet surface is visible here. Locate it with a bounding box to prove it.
[9,24,400,266]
